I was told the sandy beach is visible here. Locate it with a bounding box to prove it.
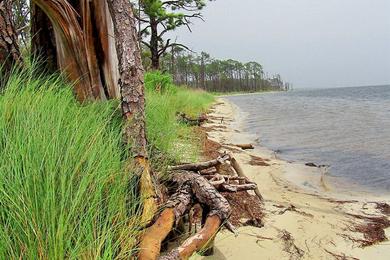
[194,98,390,260]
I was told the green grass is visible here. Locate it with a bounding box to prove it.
[0,69,214,259]
[145,71,214,165]
[0,69,139,259]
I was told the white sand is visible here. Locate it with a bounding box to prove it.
[193,98,390,260]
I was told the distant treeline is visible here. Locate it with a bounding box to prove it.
[143,48,292,93]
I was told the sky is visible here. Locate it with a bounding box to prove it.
[170,0,390,89]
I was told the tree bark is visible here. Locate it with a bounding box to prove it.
[150,18,159,70]
[0,0,22,78]
[31,3,57,73]
[106,0,158,225]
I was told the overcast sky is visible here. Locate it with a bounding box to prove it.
[170,0,390,89]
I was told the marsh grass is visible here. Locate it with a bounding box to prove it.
[0,68,214,259]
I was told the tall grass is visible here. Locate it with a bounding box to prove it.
[145,71,214,164]
[0,69,140,259]
[0,69,214,259]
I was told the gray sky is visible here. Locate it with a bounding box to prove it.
[171,0,390,89]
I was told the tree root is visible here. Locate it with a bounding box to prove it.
[139,154,263,259]
[139,171,231,259]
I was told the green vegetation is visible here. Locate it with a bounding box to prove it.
[145,71,214,164]
[0,69,214,259]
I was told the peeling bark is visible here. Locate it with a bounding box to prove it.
[31,0,121,101]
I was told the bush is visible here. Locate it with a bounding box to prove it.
[144,70,175,93]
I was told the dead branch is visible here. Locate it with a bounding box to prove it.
[169,154,230,171]
[177,112,208,126]
[230,156,264,201]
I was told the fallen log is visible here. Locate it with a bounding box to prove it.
[235,143,255,150]
[168,154,230,171]
[139,170,231,260]
[230,156,264,201]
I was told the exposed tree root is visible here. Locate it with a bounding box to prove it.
[139,170,231,259]
[139,152,264,259]
[135,156,159,225]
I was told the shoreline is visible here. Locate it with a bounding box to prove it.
[196,98,390,259]
[228,97,390,201]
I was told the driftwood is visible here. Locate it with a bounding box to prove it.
[235,143,255,150]
[230,157,264,201]
[139,154,263,259]
[177,112,208,126]
[169,154,230,171]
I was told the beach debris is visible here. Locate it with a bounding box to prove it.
[234,143,255,150]
[374,202,390,216]
[305,162,330,168]
[230,156,264,201]
[249,155,270,166]
[345,213,390,247]
[177,112,208,126]
[279,229,305,259]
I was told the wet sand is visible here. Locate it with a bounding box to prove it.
[194,98,390,260]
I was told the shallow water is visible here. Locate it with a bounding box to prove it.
[226,85,390,193]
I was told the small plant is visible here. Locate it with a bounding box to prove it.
[145,71,176,93]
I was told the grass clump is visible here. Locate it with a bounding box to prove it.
[0,69,140,259]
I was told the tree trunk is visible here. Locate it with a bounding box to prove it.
[0,0,22,78]
[106,0,158,225]
[150,18,159,70]
[31,3,58,73]
[31,0,121,101]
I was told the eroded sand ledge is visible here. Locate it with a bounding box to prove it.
[197,98,390,260]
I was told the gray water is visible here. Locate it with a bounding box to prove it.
[227,85,390,193]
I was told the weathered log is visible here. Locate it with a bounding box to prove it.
[169,154,230,171]
[235,143,255,150]
[223,183,257,192]
[139,171,231,260]
[230,156,264,201]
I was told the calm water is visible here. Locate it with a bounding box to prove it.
[227,85,390,193]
